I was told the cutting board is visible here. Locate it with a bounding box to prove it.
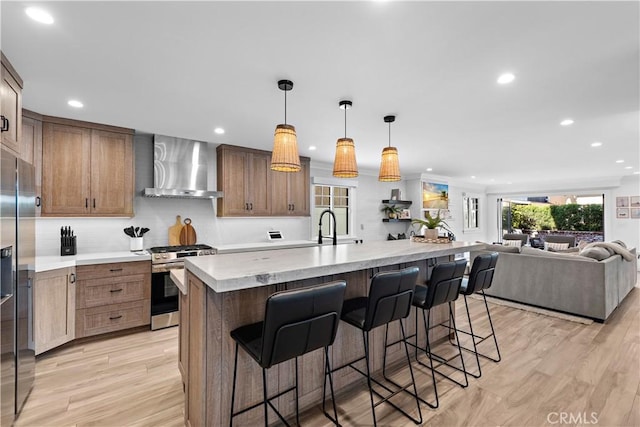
[168,215,183,246]
[179,218,197,245]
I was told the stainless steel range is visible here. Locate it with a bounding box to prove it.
[149,244,214,330]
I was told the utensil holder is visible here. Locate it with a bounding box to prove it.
[61,236,76,256]
[130,237,144,252]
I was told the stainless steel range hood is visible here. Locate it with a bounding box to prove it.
[143,134,223,199]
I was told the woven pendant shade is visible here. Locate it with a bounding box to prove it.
[271,124,301,172]
[332,138,358,178]
[378,146,401,181]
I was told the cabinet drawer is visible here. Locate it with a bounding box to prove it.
[76,299,150,338]
[77,273,148,308]
[76,261,150,280]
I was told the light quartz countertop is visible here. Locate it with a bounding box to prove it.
[170,268,186,295]
[186,239,484,293]
[212,240,317,254]
[36,251,151,272]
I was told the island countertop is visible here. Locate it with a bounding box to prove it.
[186,239,484,293]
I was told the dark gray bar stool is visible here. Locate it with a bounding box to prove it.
[326,266,422,427]
[229,281,346,427]
[385,258,468,409]
[455,252,501,378]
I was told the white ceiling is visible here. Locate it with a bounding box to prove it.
[2,1,638,188]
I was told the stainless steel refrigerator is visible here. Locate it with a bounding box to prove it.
[0,147,35,425]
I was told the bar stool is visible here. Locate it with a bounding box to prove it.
[385,259,468,409]
[455,252,500,378]
[326,266,422,427]
[229,281,346,427]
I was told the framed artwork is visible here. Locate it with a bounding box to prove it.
[400,208,411,219]
[631,208,640,219]
[630,196,640,207]
[616,208,629,219]
[422,181,449,209]
[616,196,629,207]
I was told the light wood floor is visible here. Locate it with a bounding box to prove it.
[15,285,640,427]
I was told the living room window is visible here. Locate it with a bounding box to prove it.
[463,196,480,231]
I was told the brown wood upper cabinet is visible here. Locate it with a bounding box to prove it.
[41,117,134,217]
[217,144,310,217]
[1,52,23,155]
[271,157,310,216]
[21,110,43,216]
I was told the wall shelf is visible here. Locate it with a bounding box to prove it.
[382,218,411,223]
[382,199,412,206]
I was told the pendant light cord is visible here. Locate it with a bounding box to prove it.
[388,121,391,147]
[284,89,287,125]
[344,105,347,138]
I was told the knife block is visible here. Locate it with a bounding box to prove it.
[61,236,76,256]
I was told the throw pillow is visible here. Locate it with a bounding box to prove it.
[481,243,520,253]
[579,247,611,261]
[544,241,570,251]
[503,239,522,248]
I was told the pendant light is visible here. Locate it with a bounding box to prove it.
[271,79,301,172]
[332,100,358,178]
[378,115,401,181]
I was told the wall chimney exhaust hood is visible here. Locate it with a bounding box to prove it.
[143,134,223,199]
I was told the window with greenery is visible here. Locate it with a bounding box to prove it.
[313,185,351,237]
[463,196,479,231]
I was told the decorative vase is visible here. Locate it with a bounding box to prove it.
[388,212,397,219]
[424,229,438,240]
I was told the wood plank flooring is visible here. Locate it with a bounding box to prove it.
[15,283,640,426]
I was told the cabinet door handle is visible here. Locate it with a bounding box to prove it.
[291,204,295,211]
[93,199,96,209]
[110,288,123,293]
[245,203,249,210]
[69,273,76,284]
[109,315,123,320]
[35,196,41,207]
[109,268,123,272]
[85,198,89,209]
[0,116,8,132]
[249,203,253,210]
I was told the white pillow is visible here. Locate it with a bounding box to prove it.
[503,239,522,248]
[544,241,570,251]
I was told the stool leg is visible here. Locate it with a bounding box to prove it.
[419,308,439,409]
[295,357,300,426]
[363,330,378,427]
[481,290,502,362]
[400,319,423,424]
[230,342,239,427]
[463,295,482,378]
[322,346,339,425]
[449,302,468,387]
[262,368,268,427]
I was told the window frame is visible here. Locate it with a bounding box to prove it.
[463,195,480,232]
[311,177,358,240]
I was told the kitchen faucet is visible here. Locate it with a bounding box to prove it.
[318,209,337,246]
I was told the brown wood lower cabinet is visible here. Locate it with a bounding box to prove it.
[75,261,151,339]
[34,267,76,355]
[178,288,189,386]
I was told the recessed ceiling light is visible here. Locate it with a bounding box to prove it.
[490,178,495,182]
[616,160,624,163]
[507,181,513,185]
[591,142,602,147]
[624,166,633,169]
[426,168,433,172]
[214,127,225,135]
[25,7,54,24]
[634,171,640,175]
[67,100,83,108]
[308,146,316,151]
[470,175,476,179]
[560,119,574,126]
[497,73,515,85]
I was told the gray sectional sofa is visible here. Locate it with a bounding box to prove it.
[470,244,637,321]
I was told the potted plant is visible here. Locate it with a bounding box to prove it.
[381,204,403,219]
[412,209,451,239]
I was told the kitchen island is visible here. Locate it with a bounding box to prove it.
[182,239,484,426]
